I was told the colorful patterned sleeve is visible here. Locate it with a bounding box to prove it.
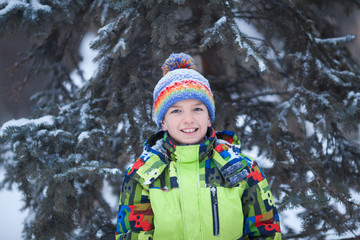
[242,160,282,240]
[115,171,154,240]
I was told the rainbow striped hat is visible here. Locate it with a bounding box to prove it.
[153,53,215,128]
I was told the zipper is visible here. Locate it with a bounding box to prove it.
[210,186,219,236]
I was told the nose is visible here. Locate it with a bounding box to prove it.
[182,111,195,124]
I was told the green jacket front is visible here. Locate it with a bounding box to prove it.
[115,128,281,240]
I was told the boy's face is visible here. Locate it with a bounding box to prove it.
[161,99,211,145]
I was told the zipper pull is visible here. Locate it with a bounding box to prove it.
[210,186,217,203]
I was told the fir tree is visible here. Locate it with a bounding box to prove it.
[0,0,359,239]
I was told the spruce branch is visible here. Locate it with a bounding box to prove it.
[237,90,290,100]
[307,163,360,209]
[315,35,357,46]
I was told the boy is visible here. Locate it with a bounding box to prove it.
[115,53,281,240]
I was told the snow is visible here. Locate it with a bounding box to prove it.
[30,0,51,12]
[300,86,331,107]
[325,189,360,239]
[347,91,360,106]
[315,34,356,46]
[116,116,131,134]
[305,120,315,137]
[104,168,122,176]
[242,146,274,169]
[0,0,51,16]
[315,59,351,87]
[100,2,109,25]
[80,102,90,123]
[113,38,126,53]
[202,16,227,47]
[279,207,305,235]
[78,131,90,142]
[0,0,26,16]
[116,122,124,133]
[70,32,99,88]
[92,22,115,42]
[233,18,267,72]
[0,31,100,238]
[0,167,28,240]
[54,160,122,179]
[277,100,291,128]
[215,16,227,26]
[239,113,279,135]
[243,41,267,72]
[206,16,226,34]
[0,115,55,137]
[235,18,264,41]
[49,129,64,136]
[78,129,104,142]
[230,92,240,100]
[236,114,246,128]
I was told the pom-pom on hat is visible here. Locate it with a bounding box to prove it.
[153,52,215,128]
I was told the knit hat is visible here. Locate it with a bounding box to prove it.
[153,52,215,128]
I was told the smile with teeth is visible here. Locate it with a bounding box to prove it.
[181,128,198,133]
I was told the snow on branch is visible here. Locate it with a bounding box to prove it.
[347,91,360,104]
[315,35,356,46]
[0,115,55,137]
[90,9,135,59]
[296,87,331,108]
[91,21,116,48]
[113,38,126,53]
[202,16,267,72]
[243,41,266,72]
[54,161,122,179]
[0,0,51,16]
[275,86,332,132]
[229,23,266,72]
[202,16,227,47]
[237,89,288,101]
[276,100,291,130]
[345,91,360,115]
[77,129,104,143]
[30,0,51,12]
[90,0,109,25]
[0,0,27,16]
[315,59,352,87]
[229,18,267,72]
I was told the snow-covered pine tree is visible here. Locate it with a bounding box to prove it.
[0,0,359,239]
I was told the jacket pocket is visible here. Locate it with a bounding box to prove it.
[210,186,219,236]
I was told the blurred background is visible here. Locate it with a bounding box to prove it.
[1,11,359,127]
[0,7,359,240]
[0,30,98,240]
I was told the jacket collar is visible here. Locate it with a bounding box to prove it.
[134,128,247,187]
[162,127,217,162]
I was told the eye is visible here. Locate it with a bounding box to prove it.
[170,109,180,114]
[194,107,204,112]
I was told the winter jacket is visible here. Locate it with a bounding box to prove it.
[115,127,281,240]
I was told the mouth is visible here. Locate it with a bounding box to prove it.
[181,128,199,133]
